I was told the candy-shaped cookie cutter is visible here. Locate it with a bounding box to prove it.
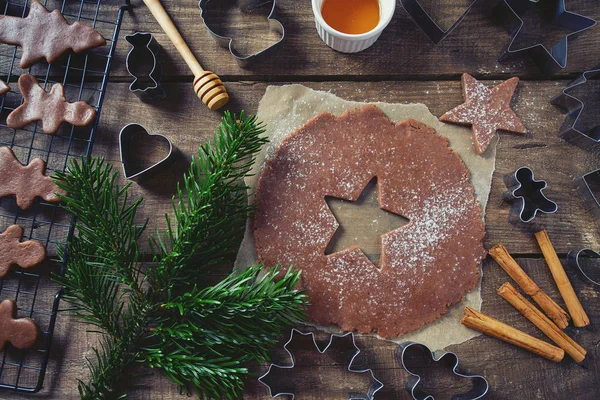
[503,167,558,223]
[258,328,383,399]
[493,0,596,73]
[575,168,600,223]
[119,123,175,180]
[399,0,477,44]
[397,342,489,400]
[567,248,600,286]
[125,32,165,100]
[199,0,284,67]
[550,67,600,149]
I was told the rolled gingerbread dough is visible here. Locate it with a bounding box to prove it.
[235,84,497,350]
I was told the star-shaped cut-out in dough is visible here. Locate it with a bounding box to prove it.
[440,73,527,155]
[325,178,409,267]
[0,0,106,68]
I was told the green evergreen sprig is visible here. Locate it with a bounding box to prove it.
[53,112,307,400]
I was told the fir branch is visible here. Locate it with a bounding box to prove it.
[149,112,268,297]
[142,266,306,399]
[54,112,307,400]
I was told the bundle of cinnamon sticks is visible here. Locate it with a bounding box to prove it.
[461,230,589,363]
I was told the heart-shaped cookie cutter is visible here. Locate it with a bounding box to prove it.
[199,0,284,67]
[119,123,174,180]
[568,248,600,286]
[400,0,477,44]
[397,342,489,400]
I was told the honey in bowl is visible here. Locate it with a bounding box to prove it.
[321,0,380,35]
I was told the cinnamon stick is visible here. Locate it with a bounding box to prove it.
[461,306,564,362]
[498,282,586,363]
[534,230,590,328]
[489,244,569,329]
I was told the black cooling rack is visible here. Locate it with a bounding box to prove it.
[0,0,128,393]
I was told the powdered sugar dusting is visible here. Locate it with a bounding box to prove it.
[253,105,487,338]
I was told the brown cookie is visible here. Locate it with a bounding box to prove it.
[0,225,46,279]
[0,0,106,68]
[0,146,66,209]
[253,106,486,338]
[7,74,96,134]
[0,299,39,350]
[440,73,526,155]
[0,79,8,96]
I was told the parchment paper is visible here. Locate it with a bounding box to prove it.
[235,85,497,350]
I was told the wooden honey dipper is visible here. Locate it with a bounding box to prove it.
[142,0,229,110]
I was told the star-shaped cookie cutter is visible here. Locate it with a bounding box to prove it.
[503,166,558,224]
[199,0,284,67]
[258,328,383,399]
[494,0,596,73]
[397,342,489,400]
[550,67,600,149]
[400,0,477,44]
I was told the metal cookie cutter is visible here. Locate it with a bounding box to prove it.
[125,32,166,100]
[575,169,600,222]
[568,248,600,286]
[400,0,476,44]
[199,0,284,67]
[550,68,600,149]
[503,167,558,224]
[397,342,489,400]
[493,0,596,73]
[259,328,383,399]
[119,123,175,180]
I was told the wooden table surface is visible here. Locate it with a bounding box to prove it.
[3,0,600,399]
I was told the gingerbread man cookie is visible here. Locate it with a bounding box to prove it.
[0,225,46,279]
[0,299,39,350]
[0,79,8,96]
[0,0,106,68]
[0,147,66,209]
[7,74,96,134]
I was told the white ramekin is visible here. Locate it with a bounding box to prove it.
[311,0,395,53]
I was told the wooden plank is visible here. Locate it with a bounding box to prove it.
[92,80,600,254]
[107,0,600,79]
[4,257,597,400]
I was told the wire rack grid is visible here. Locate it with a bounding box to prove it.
[0,0,128,393]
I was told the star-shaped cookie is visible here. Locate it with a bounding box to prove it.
[441,73,526,155]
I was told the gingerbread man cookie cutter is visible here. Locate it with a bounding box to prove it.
[259,329,383,399]
[397,342,489,400]
[503,167,558,224]
[199,0,284,67]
